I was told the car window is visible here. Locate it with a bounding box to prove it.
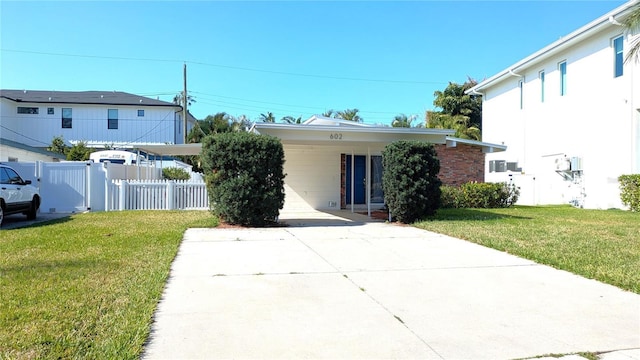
[0,168,11,184]
[3,168,22,184]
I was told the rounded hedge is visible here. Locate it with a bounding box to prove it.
[382,140,441,223]
[201,132,285,226]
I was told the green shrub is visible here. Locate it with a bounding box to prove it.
[619,174,640,211]
[201,132,285,226]
[382,140,441,223]
[441,182,519,208]
[162,167,190,180]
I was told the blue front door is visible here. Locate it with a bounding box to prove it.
[346,155,366,204]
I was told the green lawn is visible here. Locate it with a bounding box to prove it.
[0,211,216,360]
[415,206,640,294]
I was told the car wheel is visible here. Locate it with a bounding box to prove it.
[0,204,4,227]
[26,196,39,220]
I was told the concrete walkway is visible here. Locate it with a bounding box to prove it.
[143,210,640,360]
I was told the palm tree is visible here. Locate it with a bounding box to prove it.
[259,112,276,123]
[173,91,196,107]
[322,110,336,118]
[391,114,423,128]
[281,116,302,124]
[336,108,362,122]
[624,4,640,63]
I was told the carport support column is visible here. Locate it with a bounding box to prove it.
[367,147,371,218]
[350,149,355,213]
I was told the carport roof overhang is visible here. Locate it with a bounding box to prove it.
[135,143,202,156]
[253,123,506,153]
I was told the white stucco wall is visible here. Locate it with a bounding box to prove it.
[0,99,179,147]
[282,143,386,211]
[482,25,638,209]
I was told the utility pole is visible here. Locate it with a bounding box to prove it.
[183,63,188,144]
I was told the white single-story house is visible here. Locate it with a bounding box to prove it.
[251,116,506,214]
[466,0,639,209]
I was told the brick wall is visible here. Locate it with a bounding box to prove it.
[434,143,485,186]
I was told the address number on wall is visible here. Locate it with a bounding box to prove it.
[329,133,343,140]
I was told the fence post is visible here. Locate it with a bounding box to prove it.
[167,181,175,210]
[119,180,128,211]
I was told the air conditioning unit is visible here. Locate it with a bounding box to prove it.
[506,162,520,172]
[489,160,506,173]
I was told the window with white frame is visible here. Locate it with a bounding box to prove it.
[613,35,624,78]
[559,61,567,96]
[108,109,118,129]
[518,79,524,109]
[17,107,38,114]
[62,108,72,129]
[539,70,545,102]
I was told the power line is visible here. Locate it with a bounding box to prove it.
[2,48,448,85]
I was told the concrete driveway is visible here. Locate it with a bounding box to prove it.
[143,210,640,359]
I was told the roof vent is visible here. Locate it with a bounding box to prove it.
[101,95,104,98]
[139,99,143,103]
[49,97,52,101]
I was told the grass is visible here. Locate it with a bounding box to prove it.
[415,205,640,294]
[0,211,216,360]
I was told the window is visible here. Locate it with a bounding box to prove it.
[614,36,624,78]
[559,61,567,96]
[539,70,545,102]
[62,108,72,129]
[108,109,118,129]
[17,107,39,114]
[47,107,54,115]
[137,109,144,117]
[518,79,524,109]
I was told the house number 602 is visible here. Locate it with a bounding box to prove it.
[330,133,343,140]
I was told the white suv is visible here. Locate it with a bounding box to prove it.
[0,164,40,227]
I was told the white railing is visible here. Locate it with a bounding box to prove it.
[107,179,209,211]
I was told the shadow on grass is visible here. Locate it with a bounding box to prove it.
[1,214,73,231]
[423,208,532,222]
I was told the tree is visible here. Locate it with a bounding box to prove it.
[391,114,423,128]
[66,142,92,161]
[281,115,302,124]
[259,112,276,123]
[426,79,482,140]
[382,140,441,223]
[202,132,285,226]
[47,136,68,155]
[624,4,640,63]
[336,108,362,122]
[322,110,336,118]
[173,91,196,107]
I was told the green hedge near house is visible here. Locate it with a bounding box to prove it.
[162,167,190,180]
[201,132,285,226]
[382,140,441,223]
[441,182,520,209]
[619,174,640,211]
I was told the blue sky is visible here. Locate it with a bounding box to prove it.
[0,1,627,125]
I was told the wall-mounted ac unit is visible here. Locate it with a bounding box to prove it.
[506,162,521,172]
[489,160,506,173]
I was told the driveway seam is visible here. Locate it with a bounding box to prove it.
[284,227,446,360]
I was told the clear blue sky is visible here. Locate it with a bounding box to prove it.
[0,0,626,125]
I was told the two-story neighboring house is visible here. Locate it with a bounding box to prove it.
[0,90,195,161]
[467,0,640,209]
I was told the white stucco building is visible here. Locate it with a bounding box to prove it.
[0,90,195,161]
[467,0,640,209]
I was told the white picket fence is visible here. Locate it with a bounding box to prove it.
[107,179,209,211]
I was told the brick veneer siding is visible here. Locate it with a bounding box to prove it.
[434,143,485,186]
